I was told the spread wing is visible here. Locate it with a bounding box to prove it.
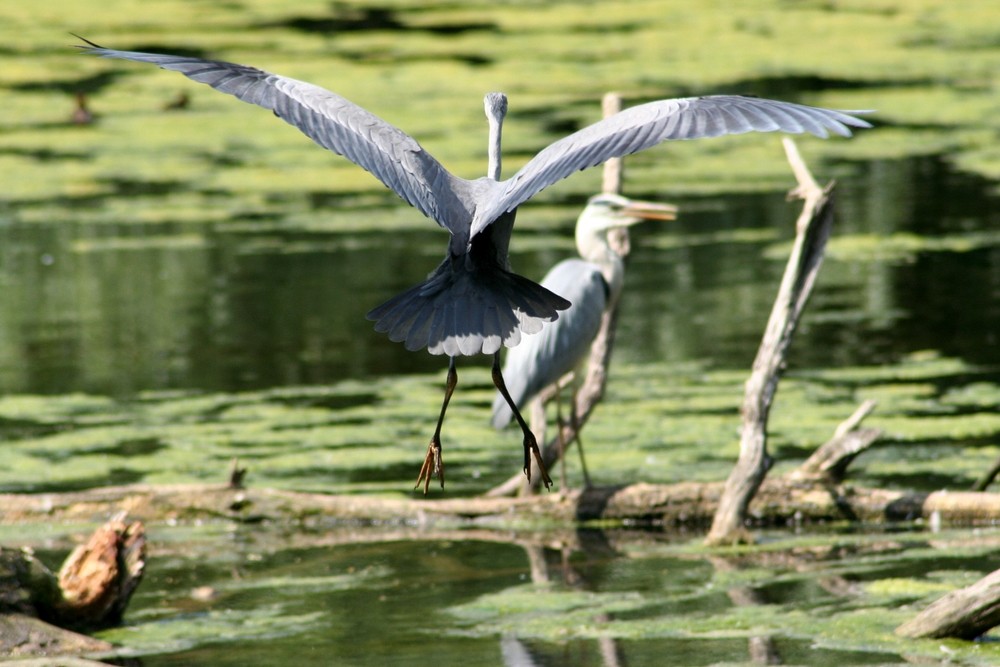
[471,95,871,237]
[79,39,475,234]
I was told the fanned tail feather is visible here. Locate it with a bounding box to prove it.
[367,262,570,357]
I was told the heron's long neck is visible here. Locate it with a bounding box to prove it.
[577,228,627,301]
[487,117,503,180]
[484,92,508,181]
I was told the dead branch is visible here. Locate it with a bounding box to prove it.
[972,453,1000,492]
[55,514,146,628]
[706,139,836,546]
[791,400,881,483]
[896,567,1000,639]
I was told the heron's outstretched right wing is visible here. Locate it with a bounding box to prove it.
[79,39,473,233]
[471,95,871,238]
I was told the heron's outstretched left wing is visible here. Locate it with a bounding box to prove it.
[79,39,474,233]
[470,95,871,238]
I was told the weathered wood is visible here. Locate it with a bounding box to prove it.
[55,515,146,628]
[601,92,624,197]
[791,400,881,483]
[3,481,1000,527]
[706,139,836,546]
[896,567,1000,639]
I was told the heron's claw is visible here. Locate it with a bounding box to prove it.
[521,432,553,490]
[414,438,444,495]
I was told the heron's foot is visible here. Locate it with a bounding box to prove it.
[521,432,553,490]
[415,438,444,495]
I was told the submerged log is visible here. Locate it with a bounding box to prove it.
[896,567,1000,639]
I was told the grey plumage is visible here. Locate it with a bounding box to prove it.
[79,38,871,360]
[491,194,676,429]
[491,257,607,428]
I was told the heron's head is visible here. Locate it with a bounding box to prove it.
[575,193,676,263]
[578,193,677,233]
[484,92,508,124]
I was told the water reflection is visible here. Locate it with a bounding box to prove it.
[0,155,997,397]
[99,526,945,666]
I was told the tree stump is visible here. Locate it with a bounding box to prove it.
[0,515,145,656]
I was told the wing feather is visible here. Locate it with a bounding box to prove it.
[79,41,474,233]
[471,95,871,236]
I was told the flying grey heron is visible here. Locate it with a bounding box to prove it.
[491,193,676,486]
[78,37,871,492]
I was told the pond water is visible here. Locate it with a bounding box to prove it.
[1,153,997,397]
[19,523,998,667]
[3,1,1000,664]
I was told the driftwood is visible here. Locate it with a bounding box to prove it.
[0,516,145,657]
[789,400,882,484]
[896,567,1000,639]
[706,139,837,546]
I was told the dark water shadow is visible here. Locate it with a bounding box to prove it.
[257,4,497,36]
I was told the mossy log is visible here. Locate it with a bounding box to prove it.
[2,480,999,528]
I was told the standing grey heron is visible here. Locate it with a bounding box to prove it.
[491,193,676,487]
[78,37,871,492]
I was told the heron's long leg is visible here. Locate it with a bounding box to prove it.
[569,389,593,488]
[554,389,568,492]
[415,356,457,494]
[492,352,553,489]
